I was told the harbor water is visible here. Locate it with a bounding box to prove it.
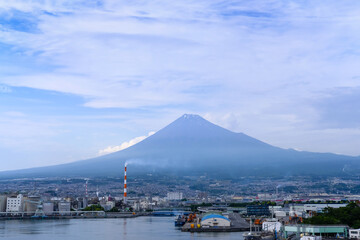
[0,216,245,240]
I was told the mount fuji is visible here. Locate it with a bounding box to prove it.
[1,114,359,178]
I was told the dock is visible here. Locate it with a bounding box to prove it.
[182,212,250,232]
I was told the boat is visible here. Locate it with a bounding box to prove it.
[243,231,274,240]
[243,218,275,240]
[174,215,187,226]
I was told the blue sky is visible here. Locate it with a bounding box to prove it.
[1,0,360,171]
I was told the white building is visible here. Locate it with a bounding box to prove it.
[106,201,115,209]
[274,210,287,217]
[101,201,115,211]
[58,202,71,215]
[349,229,360,239]
[167,192,183,200]
[262,220,282,232]
[289,206,304,217]
[6,194,23,212]
[303,204,347,213]
[300,236,322,240]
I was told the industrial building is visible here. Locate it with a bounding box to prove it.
[6,194,23,212]
[200,213,231,227]
[284,225,349,238]
[58,201,71,215]
[100,199,115,211]
[262,220,282,232]
[24,195,41,213]
[349,229,360,239]
[247,205,270,216]
[43,202,54,215]
[0,195,7,212]
[303,203,347,213]
[268,204,350,219]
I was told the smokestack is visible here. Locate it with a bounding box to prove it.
[124,163,127,204]
[86,180,88,198]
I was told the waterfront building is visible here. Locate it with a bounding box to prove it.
[100,201,115,211]
[132,200,140,211]
[284,225,348,238]
[349,229,360,239]
[83,197,88,208]
[0,195,7,212]
[200,213,231,227]
[24,195,40,213]
[262,220,282,232]
[43,202,54,215]
[300,236,322,240]
[6,194,23,212]
[58,201,71,215]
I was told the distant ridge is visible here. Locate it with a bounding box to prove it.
[1,114,359,179]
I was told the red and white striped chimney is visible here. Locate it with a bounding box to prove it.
[124,163,127,204]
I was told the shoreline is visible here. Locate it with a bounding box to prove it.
[0,212,151,221]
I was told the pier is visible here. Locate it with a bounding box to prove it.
[181,212,250,232]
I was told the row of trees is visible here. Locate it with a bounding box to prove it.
[82,205,134,212]
[303,202,360,228]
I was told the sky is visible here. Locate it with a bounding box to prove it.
[1,0,360,171]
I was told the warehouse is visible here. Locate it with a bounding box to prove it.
[201,213,231,227]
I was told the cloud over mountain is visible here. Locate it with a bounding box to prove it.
[99,131,155,155]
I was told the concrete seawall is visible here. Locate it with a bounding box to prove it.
[0,211,151,220]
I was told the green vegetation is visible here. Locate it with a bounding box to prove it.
[108,207,119,212]
[303,202,360,228]
[82,204,104,211]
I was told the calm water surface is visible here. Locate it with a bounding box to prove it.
[0,216,245,240]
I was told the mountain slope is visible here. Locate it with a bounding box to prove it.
[1,114,359,178]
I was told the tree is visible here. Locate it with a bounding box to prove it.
[303,203,360,228]
[108,207,119,212]
[82,204,104,211]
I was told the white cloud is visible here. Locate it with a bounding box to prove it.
[3,111,26,117]
[1,0,360,158]
[98,131,155,155]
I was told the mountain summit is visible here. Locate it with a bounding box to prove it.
[1,114,359,178]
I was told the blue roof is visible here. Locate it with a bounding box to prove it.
[201,214,230,222]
